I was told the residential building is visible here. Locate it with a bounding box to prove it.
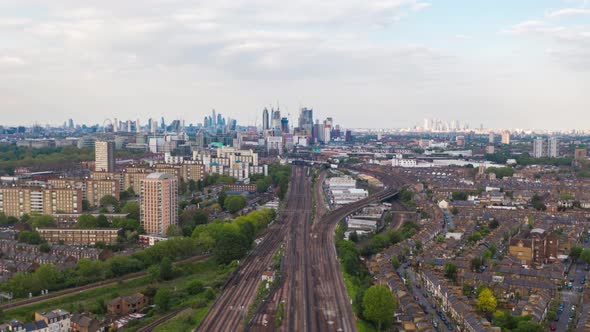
[34,309,71,332]
[547,137,558,158]
[574,148,587,160]
[0,187,82,217]
[140,173,178,236]
[107,293,148,316]
[70,313,100,332]
[501,131,510,145]
[95,141,115,172]
[532,138,544,158]
[37,228,122,245]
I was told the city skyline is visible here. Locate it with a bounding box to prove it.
[0,0,589,129]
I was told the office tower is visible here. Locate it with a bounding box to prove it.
[113,118,118,132]
[488,132,495,144]
[68,119,74,129]
[547,137,559,158]
[271,108,281,130]
[532,138,545,158]
[423,118,430,131]
[262,108,270,130]
[501,131,510,145]
[140,173,178,236]
[212,109,217,127]
[281,117,289,134]
[298,107,313,135]
[136,118,141,133]
[95,141,115,172]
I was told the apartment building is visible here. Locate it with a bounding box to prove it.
[0,187,82,217]
[37,228,122,244]
[140,173,178,236]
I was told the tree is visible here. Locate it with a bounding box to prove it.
[362,285,397,331]
[581,249,590,265]
[29,215,56,229]
[99,195,119,210]
[35,264,63,290]
[471,257,483,272]
[77,214,97,228]
[186,280,204,295]
[18,231,43,244]
[476,287,497,313]
[39,243,51,253]
[570,246,583,261]
[489,219,499,229]
[213,228,251,264]
[444,263,458,282]
[166,224,183,237]
[154,288,172,311]
[224,195,246,213]
[159,258,174,281]
[217,191,227,209]
[121,201,140,221]
[391,256,400,269]
[451,191,468,201]
[81,199,90,211]
[349,231,359,243]
[451,207,459,215]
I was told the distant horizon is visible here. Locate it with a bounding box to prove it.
[1,0,589,129]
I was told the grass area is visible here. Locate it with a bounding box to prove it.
[343,272,359,306]
[152,305,212,332]
[357,320,378,332]
[4,276,151,322]
[3,258,232,326]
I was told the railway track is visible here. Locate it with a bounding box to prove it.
[197,167,308,332]
[136,308,184,332]
[0,255,209,311]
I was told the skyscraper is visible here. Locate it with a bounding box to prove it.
[262,108,270,130]
[95,141,115,172]
[271,108,281,130]
[298,107,313,135]
[488,132,495,144]
[547,137,559,158]
[281,117,289,134]
[140,173,178,236]
[532,138,544,158]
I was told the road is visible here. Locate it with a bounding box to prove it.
[197,166,309,332]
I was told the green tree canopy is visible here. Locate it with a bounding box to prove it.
[29,215,56,229]
[121,201,140,221]
[224,195,247,213]
[18,230,43,244]
[154,288,172,311]
[476,287,497,313]
[362,285,397,331]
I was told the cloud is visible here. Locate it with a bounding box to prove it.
[547,8,590,18]
[0,56,26,67]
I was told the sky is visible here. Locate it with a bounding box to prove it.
[0,0,589,130]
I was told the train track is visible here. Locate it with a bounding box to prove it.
[0,255,209,311]
[196,167,309,332]
[136,308,184,332]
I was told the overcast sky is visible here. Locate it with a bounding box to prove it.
[1,0,589,130]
